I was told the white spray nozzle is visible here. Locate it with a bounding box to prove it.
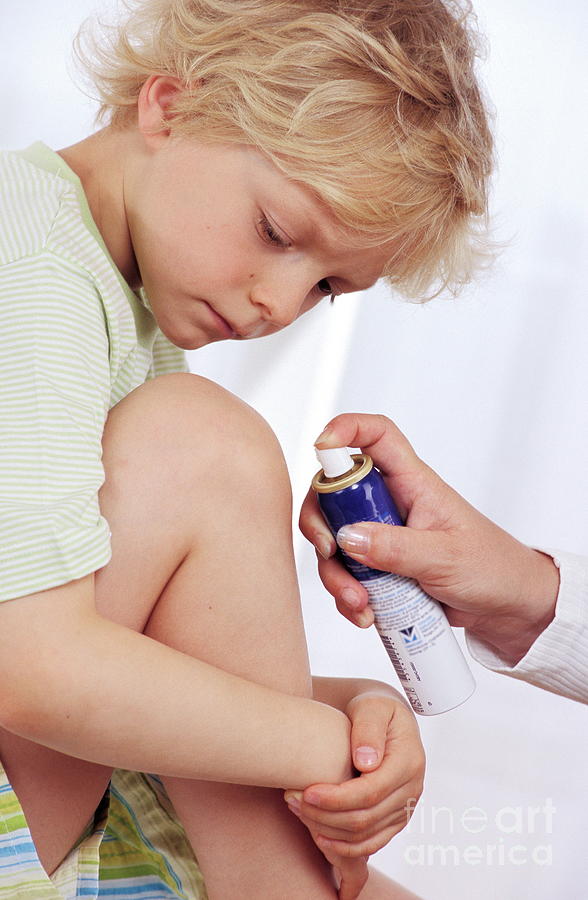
[315,446,355,478]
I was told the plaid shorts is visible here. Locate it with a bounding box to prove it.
[0,764,208,899]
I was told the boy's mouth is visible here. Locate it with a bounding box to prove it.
[204,301,265,340]
[201,301,238,339]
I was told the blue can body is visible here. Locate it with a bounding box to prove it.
[318,466,403,579]
[314,454,476,715]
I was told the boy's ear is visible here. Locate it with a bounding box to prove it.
[137,75,185,146]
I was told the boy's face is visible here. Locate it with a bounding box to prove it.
[125,139,390,350]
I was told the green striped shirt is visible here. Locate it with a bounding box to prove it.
[0,142,187,602]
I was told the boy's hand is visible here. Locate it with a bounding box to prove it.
[300,413,560,665]
[284,692,424,864]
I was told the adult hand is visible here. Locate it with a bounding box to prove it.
[284,688,424,898]
[300,413,560,665]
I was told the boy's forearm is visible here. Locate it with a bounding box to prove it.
[3,608,352,789]
[312,675,405,713]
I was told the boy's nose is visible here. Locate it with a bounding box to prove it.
[249,281,306,329]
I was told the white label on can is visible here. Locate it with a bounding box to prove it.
[362,573,475,715]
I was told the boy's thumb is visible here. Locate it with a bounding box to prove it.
[349,700,390,772]
[336,521,446,581]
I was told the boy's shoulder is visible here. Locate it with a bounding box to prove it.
[0,144,78,269]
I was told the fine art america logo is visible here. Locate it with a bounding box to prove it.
[403,798,555,867]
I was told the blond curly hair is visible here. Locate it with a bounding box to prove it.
[75,0,495,299]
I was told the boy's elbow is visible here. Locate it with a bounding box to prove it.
[0,576,95,735]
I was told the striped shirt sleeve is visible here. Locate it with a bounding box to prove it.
[0,249,112,602]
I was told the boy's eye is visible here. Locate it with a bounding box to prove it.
[317,278,333,295]
[257,217,336,300]
[259,215,291,249]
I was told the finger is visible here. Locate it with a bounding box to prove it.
[299,776,418,824]
[317,555,374,628]
[333,856,369,900]
[291,804,405,841]
[315,414,416,472]
[316,823,403,859]
[299,488,337,560]
[315,413,422,518]
[302,775,392,814]
[314,841,368,899]
[348,695,393,773]
[288,790,389,833]
[299,488,373,626]
[336,520,454,584]
[302,749,423,813]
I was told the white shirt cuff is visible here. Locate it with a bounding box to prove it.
[465,549,588,703]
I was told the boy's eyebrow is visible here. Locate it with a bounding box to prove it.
[341,275,380,295]
[315,231,386,294]
[298,209,345,256]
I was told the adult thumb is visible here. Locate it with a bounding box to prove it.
[336,521,448,582]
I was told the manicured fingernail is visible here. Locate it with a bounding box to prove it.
[315,534,335,560]
[357,609,374,628]
[286,798,301,815]
[341,588,363,610]
[337,524,371,553]
[355,746,379,767]
[314,427,332,446]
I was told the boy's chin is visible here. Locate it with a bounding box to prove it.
[167,330,233,351]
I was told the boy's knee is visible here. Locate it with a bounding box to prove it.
[103,373,288,498]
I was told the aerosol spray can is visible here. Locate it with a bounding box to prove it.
[312,447,475,715]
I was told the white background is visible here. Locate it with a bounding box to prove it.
[3,1,587,897]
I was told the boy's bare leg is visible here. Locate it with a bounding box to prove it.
[0,374,335,893]
[94,373,338,896]
[0,374,415,896]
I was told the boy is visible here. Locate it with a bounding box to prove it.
[0,1,492,896]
